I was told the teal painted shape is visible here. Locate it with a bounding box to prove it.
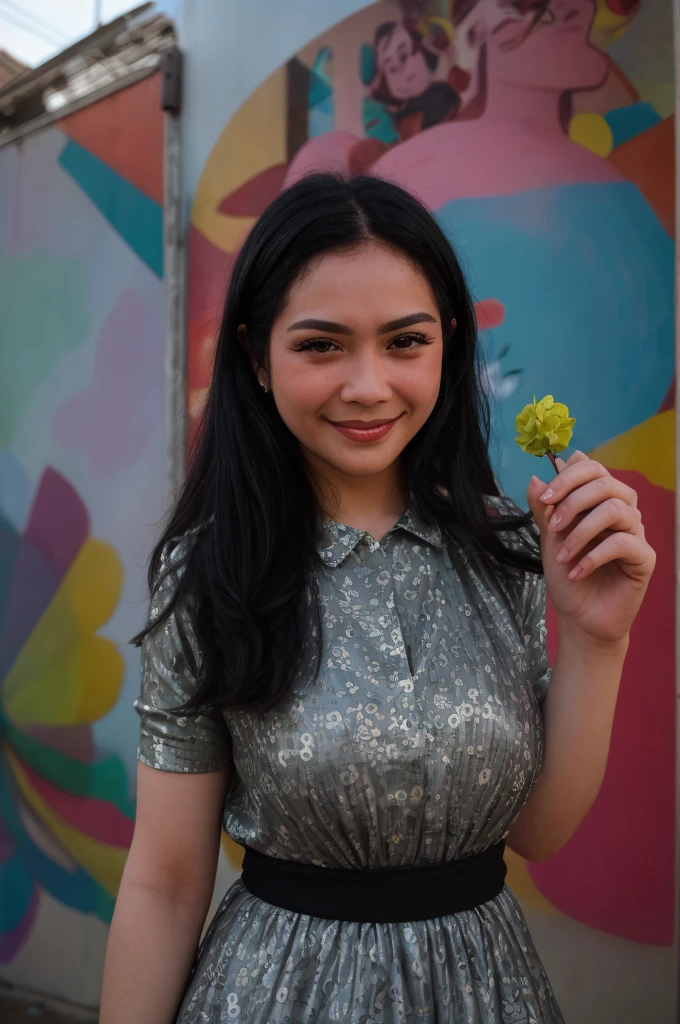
[0,253,89,447]
[0,852,33,932]
[59,140,163,278]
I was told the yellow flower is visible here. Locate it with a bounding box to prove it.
[515,395,575,457]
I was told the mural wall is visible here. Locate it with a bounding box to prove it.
[184,0,676,1020]
[0,74,167,1006]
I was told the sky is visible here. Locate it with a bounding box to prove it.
[0,0,179,67]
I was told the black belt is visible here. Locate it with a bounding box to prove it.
[240,840,507,923]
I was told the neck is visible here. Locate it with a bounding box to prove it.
[483,80,565,136]
[306,453,408,536]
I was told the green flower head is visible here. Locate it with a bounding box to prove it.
[515,395,575,457]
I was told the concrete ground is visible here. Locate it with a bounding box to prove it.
[0,991,85,1023]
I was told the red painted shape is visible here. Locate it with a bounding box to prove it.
[217,164,289,217]
[475,298,505,330]
[187,226,237,447]
[58,75,163,206]
[20,759,135,849]
[531,470,675,945]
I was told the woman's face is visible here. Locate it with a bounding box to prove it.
[376,24,434,101]
[456,0,607,98]
[265,241,445,486]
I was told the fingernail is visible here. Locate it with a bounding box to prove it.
[539,488,554,502]
[550,515,562,530]
[555,544,568,562]
[568,565,583,579]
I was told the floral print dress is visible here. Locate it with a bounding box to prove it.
[134,497,564,1023]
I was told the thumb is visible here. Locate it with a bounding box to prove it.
[526,475,556,538]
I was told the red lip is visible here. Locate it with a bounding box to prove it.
[326,414,403,443]
[331,418,396,428]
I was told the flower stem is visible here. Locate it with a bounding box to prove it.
[546,450,560,474]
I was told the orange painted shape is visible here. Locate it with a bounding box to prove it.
[608,117,675,238]
[58,74,164,206]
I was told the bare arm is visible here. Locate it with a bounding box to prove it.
[100,760,233,1024]
[507,454,654,862]
[507,626,627,862]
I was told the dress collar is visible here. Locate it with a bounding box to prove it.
[316,508,443,568]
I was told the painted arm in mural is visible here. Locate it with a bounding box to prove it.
[506,452,655,862]
[99,763,233,1023]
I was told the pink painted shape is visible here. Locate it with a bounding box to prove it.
[22,725,95,763]
[285,123,623,210]
[52,290,163,479]
[284,131,358,188]
[372,120,623,208]
[0,887,38,963]
[21,760,134,849]
[475,298,505,330]
[531,470,675,945]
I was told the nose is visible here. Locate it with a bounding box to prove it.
[339,351,392,406]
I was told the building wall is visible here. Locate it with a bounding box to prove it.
[0,73,167,1006]
[181,1,677,1021]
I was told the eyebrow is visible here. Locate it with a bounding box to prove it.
[287,312,438,335]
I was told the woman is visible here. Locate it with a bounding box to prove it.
[101,174,654,1023]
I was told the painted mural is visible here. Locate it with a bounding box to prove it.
[186,0,676,1015]
[0,73,167,1003]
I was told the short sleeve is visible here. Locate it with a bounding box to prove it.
[486,495,552,708]
[133,534,231,773]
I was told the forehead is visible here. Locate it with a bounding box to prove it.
[280,243,438,321]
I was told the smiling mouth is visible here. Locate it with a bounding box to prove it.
[326,414,404,443]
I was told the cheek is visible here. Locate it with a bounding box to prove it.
[271,360,334,422]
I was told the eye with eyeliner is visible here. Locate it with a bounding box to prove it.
[295,332,434,354]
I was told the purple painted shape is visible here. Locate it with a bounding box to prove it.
[0,816,16,865]
[0,887,39,962]
[26,469,88,577]
[22,725,95,763]
[0,469,87,680]
[52,290,164,478]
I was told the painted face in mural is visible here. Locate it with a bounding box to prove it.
[374,22,437,101]
[265,240,445,483]
[454,0,607,107]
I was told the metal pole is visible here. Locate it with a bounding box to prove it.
[163,99,187,508]
[93,0,102,29]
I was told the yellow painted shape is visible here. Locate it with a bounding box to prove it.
[191,65,287,253]
[504,847,556,915]
[589,408,675,492]
[8,749,127,897]
[569,113,614,158]
[3,538,124,726]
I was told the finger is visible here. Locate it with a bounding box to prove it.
[547,477,639,533]
[555,498,642,565]
[567,532,655,583]
[538,455,609,505]
[563,450,589,468]
[526,474,555,533]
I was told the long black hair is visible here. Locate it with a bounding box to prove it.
[134,173,541,714]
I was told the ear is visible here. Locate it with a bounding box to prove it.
[450,317,458,336]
